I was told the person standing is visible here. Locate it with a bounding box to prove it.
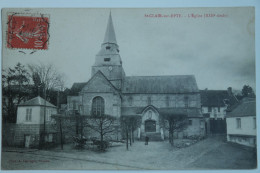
[145,136,149,145]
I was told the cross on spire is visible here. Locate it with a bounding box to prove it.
[103,11,117,44]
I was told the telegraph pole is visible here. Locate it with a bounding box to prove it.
[43,84,47,147]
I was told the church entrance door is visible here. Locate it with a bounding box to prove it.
[145,120,156,132]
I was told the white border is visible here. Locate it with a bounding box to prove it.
[0,1,259,173]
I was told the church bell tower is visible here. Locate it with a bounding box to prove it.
[92,12,125,90]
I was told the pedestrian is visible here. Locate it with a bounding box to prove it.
[145,136,149,145]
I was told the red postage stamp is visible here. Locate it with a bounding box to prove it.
[7,14,49,50]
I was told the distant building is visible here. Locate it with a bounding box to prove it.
[14,96,57,148]
[226,98,256,147]
[200,87,238,134]
[67,13,204,141]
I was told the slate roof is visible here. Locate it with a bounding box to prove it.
[70,82,87,96]
[19,96,56,108]
[121,107,202,118]
[200,90,238,107]
[103,12,117,44]
[122,75,199,94]
[226,98,256,118]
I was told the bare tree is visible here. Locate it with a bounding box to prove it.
[28,63,65,92]
[87,114,116,151]
[28,63,65,146]
[51,113,83,149]
[51,113,89,150]
[160,114,188,146]
[120,115,141,150]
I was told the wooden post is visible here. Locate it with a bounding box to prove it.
[132,125,134,143]
[126,125,129,150]
[59,117,63,150]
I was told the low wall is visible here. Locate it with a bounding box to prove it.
[227,134,256,148]
[2,123,59,148]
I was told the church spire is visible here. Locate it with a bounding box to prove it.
[103,12,117,44]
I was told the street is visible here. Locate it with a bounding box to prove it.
[1,136,257,170]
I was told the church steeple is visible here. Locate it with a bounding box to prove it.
[91,12,125,90]
[103,12,117,45]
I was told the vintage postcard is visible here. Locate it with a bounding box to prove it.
[1,8,257,170]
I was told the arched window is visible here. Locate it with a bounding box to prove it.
[92,96,105,116]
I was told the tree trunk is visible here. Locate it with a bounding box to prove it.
[132,127,134,143]
[171,131,174,146]
[75,115,79,135]
[59,118,63,150]
[126,126,129,150]
[130,126,132,146]
[80,117,83,139]
[100,120,104,151]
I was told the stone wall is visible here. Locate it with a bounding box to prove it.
[14,124,41,147]
[185,118,205,136]
[2,123,58,148]
[67,96,82,110]
[81,92,121,117]
[92,65,125,89]
[227,134,256,148]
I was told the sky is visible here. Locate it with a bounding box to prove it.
[2,7,255,91]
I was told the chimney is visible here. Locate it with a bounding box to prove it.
[227,87,232,96]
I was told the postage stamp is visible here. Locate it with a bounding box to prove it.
[7,13,49,50]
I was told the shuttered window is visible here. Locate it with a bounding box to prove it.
[26,108,32,121]
[236,118,241,129]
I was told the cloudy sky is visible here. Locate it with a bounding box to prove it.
[2,7,255,91]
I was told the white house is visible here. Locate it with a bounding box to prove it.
[226,98,256,147]
[200,88,238,134]
[15,96,57,148]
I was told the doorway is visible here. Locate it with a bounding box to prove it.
[145,120,156,132]
[25,135,31,148]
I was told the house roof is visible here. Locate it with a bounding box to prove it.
[226,98,256,118]
[70,82,87,96]
[121,107,202,118]
[200,90,238,107]
[122,75,199,94]
[19,96,56,108]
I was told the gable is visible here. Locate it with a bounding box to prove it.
[81,71,118,93]
[226,100,256,118]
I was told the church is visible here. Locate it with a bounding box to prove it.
[67,13,205,140]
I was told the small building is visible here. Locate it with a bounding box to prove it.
[200,88,238,134]
[226,98,256,147]
[14,96,57,148]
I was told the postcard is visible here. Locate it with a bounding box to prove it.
[1,7,257,170]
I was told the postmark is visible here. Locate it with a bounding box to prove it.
[7,13,49,50]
